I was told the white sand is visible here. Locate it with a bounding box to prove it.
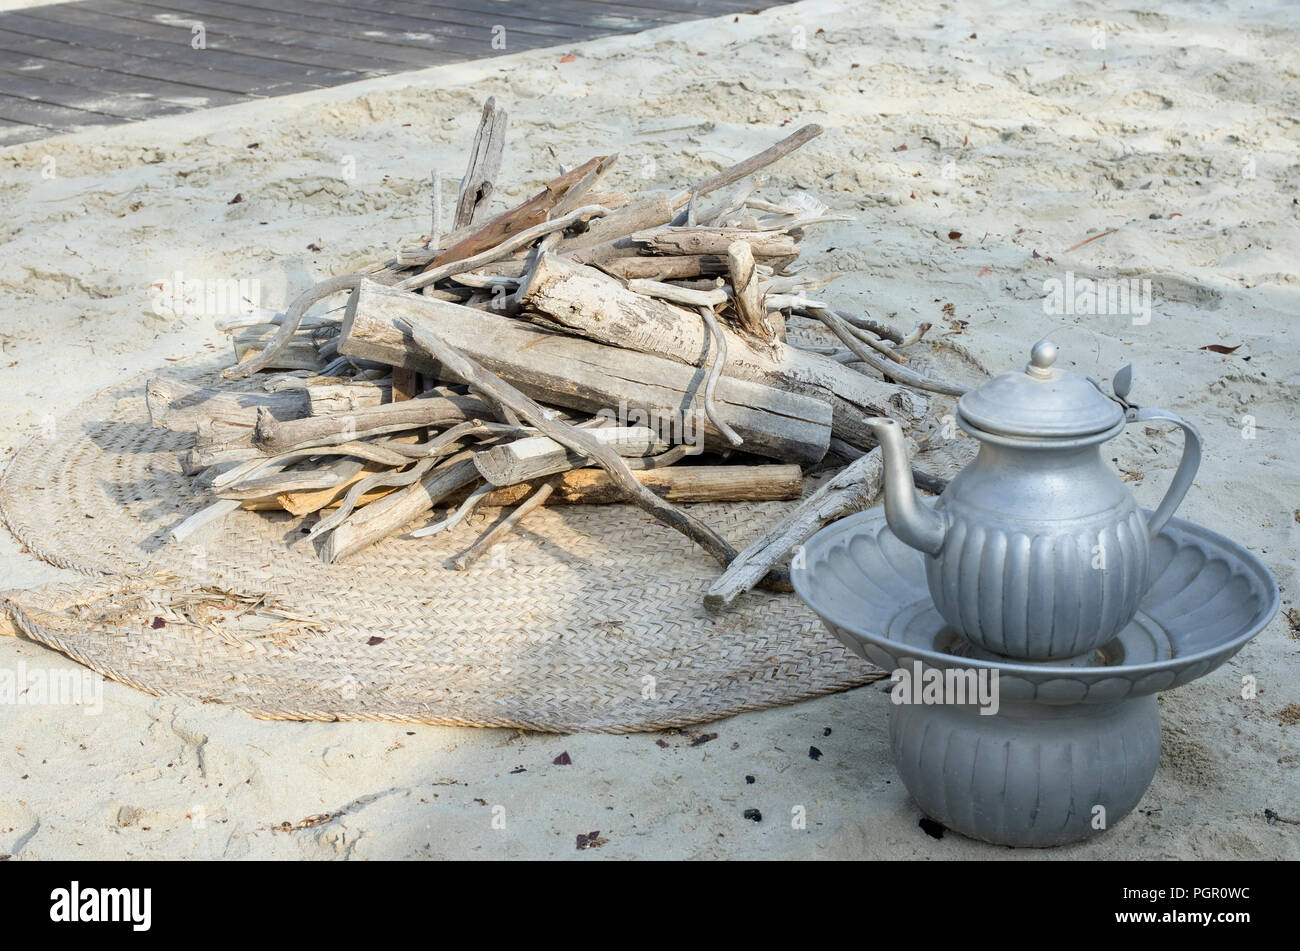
[1,0,1297,859]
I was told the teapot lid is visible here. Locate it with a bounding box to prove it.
[957,340,1123,439]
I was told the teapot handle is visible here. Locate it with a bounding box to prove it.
[1127,407,1202,541]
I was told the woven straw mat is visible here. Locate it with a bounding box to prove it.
[0,361,881,732]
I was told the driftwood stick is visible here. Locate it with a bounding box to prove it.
[246,463,806,513]
[398,205,610,293]
[405,321,743,569]
[627,278,728,308]
[252,393,493,453]
[898,321,932,347]
[671,124,823,204]
[561,195,677,264]
[462,464,802,507]
[320,455,479,562]
[170,498,242,543]
[828,438,949,495]
[452,479,556,571]
[807,307,970,397]
[306,458,437,540]
[703,446,895,612]
[836,310,905,344]
[696,305,742,447]
[595,254,729,281]
[223,274,366,381]
[454,96,508,229]
[632,227,799,258]
[410,481,493,538]
[427,155,612,271]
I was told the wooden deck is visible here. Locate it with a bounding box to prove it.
[0,0,785,145]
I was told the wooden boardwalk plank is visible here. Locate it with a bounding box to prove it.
[150,0,584,49]
[0,0,795,146]
[2,11,366,85]
[0,43,259,106]
[0,68,191,120]
[44,2,429,73]
[0,38,266,103]
[119,0,479,65]
[0,29,319,95]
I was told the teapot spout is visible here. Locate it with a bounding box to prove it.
[866,417,946,556]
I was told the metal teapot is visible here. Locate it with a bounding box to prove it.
[866,340,1201,660]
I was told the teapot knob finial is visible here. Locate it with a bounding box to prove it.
[1026,339,1058,379]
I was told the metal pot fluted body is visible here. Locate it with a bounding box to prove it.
[923,441,1150,660]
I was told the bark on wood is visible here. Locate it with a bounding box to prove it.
[478,464,802,506]
[474,426,667,486]
[454,96,508,229]
[425,155,612,272]
[243,464,804,512]
[339,280,833,463]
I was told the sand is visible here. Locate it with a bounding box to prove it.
[1,0,1298,859]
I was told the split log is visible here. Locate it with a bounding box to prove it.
[339,280,833,463]
[474,426,667,486]
[517,254,928,448]
[454,96,508,229]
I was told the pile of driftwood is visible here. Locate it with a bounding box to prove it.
[149,99,970,610]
